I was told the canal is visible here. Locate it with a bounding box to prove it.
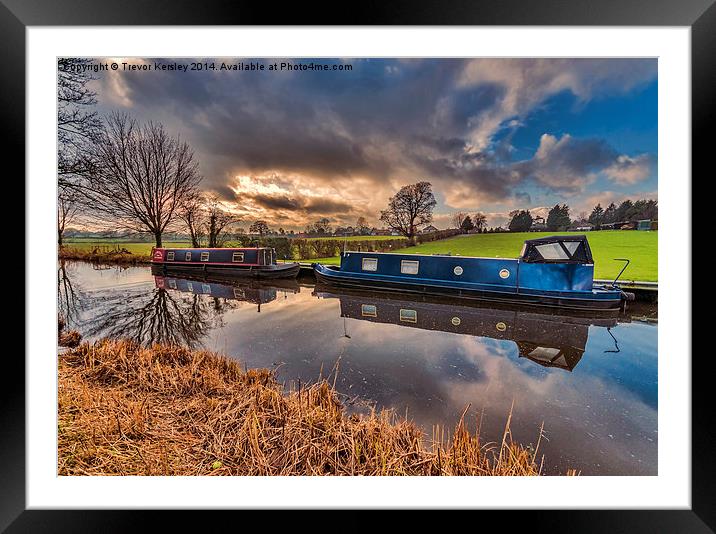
[58,260,658,476]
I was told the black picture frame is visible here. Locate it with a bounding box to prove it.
[6,0,706,529]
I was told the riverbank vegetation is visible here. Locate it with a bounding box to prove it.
[58,337,564,476]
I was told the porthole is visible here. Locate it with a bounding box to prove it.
[454,266,463,276]
[496,322,507,332]
[451,316,461,326]
[499,268,510,279]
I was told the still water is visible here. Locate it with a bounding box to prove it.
[59,260,657,475]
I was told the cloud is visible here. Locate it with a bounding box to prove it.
[89,57,657,230]
[603,154,655,185]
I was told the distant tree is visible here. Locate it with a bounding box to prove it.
[380,181,436,244]
[178,194,206,247]
[508,210,533,232]
[58,185,81,246]
[630,199,658,221]
[614,200,633,222]
[314,217,332,235]
[452,211,468,230]
[588,204,604,226]
[250,220,270,236]
[460,215,475,233]
[472,212,487,232]
[205,196,239,247]
[547,204,571,231]
[603,202,617,224]
[278,227,285,235]
[82,112,202,247]
[356,216,370,235]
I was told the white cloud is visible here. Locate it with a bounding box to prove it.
[603,154,654,185]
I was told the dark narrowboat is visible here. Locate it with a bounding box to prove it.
[313,235,633,311]
[151,246,300,279]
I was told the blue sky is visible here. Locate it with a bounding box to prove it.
[92,58,658,229]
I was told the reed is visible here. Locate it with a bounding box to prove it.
[58,338,570,476]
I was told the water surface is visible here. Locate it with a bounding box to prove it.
[59,260,657,475]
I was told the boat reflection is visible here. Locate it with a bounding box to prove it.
[313,284,620,372]
[151,266,300,312]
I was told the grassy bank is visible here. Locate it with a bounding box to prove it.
[59,245,153,264]
[311,231,658,281]
[58,337,564,476]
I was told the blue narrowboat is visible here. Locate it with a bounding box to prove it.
[313,235,633,311]
[151,246,300,279]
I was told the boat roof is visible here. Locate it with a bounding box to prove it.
[156,246,273,250]
[523,234,588,245]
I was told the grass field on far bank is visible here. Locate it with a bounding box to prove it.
[312,231,658,282]
[64,230,657,281]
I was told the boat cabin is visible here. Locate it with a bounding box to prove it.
[152,247,277,266]
[336,235,596,293]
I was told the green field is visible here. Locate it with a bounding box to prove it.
[309,231,658,282]
[65,231,657,281]
[64,241,190,255]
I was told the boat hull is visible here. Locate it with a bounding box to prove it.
[154,261,301,279]
[313,263,623,311]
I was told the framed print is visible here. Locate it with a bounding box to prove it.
[5,0,710,529]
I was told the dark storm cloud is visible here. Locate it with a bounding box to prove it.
[245,191,353,215]
[94,58,657,215]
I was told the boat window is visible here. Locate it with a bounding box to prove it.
[166,251,175,261]
[563,241,580,255]
[361,304,377,317]
[400,260,419,275]
[233,287,245,299]
[168,279,177,289]
[200,252,210,261]
[535,243,570,260]
[187,282,193,292]
[202,284,211,294]
[232,252,244,263]
[399,309,417,323]
[185,251,192,261]
[362,258,378,271]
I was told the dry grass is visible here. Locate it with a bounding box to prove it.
[59,246,151,265]
[58,338,570,476]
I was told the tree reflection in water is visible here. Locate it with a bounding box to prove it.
[58,260,84,326]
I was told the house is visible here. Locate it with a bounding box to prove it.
[530,216,547,232]
[421,225,439,234]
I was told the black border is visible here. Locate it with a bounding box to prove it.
[6,0,708,530]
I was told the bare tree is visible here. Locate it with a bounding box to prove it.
[380,181,436,244]
[356,216,369,235]
[451,211,468,231]
[472,212,487,232]
[178,194,207,247]
[57,58,103,185]
[58,185,81,246]
[250,220,270,236]
[82,112,202,247]
[205,196,239,247]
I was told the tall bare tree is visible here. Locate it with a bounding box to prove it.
[57,58,103,185]
[380,181,436,244]
[82,112,202,247]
